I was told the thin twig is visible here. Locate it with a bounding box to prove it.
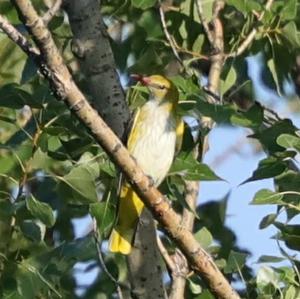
[43,0,62,24]
[227,0,274,58]
[195,0,215,47]
[93,219,126,299]
[162,39,209,60]
[159,1,183,66]
[0,14,40,57]
[206,0,225,101]
[157,235,176,273]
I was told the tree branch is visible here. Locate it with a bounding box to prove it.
[0,14,40,57]
[63,0,130,140]
[43,0,62,24]
[195,0,215,48]
[207,0,225,98]
[93,219,126,299]
[159,1,183,67]
[5,1,240,298]
[169,181,199,299]
[127,209,166,299]
[227,0,274,58]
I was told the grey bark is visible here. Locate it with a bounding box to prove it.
[128,209,166,299]
[63,0,129,139]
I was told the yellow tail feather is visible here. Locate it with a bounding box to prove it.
[108,185,144,254]
[109,227,134,255]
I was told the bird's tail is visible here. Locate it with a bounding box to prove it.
[109,185,144,254]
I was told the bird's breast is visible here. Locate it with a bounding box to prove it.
[129,100,177,186]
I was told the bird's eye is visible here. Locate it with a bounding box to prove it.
[158,84,166,90]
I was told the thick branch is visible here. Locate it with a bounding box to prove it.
[127,209,166,299]
[6,1,240,298]
[63,0,130,139]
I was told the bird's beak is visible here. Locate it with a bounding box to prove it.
[130,74,151,86]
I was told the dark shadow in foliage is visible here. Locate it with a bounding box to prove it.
[195,194,256,297]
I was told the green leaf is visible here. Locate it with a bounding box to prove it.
[60,137,93,160]
[57,235,96,261]
[224,250,248,274]
[90,201,115,237]
[100,160,116,178]
[282,22,300,48]
[128,46,163,74]
[0,84,42,109]
[58,165,98,204]
[26,195,55,227]
[274,223,300,251]
[200,0,213,22]
[243,156,287,184]
[21,57,38,84]
[194,290,215,299]
[16,262,44,299]
[284,286,298,299]
[251,189,283,205]
[195,98,263,128]
[30,148,58,171]
[267,58,281,96]
[131,0,156,9]
[276,266,298,285]
[169,153,221,181]
[281,0,297,21]
[257,266,280,289]
[194,227,213,249]
[230,103,264,128]
[192,34,205,53]
[277,134,300,152]
[188,279,202,294]
[251,120,296,153]
[226,0,261,16]
[275,170,300,205]
[20,220,44,242]
[257,255,285,263]
[220,67,237,95]
[16,260,61,299]
[259,213,277,229]
[274,222,300,236]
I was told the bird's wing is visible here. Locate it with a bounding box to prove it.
[127,107,145,152]
[175,118,184,154]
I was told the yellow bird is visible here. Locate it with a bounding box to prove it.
[109,74,183,254]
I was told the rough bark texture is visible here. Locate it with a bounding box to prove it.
[63,1,164,296]
[6,1,240,298]
[127,209,166,299]
[63,0,130,139]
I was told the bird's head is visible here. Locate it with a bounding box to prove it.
[131,74,178,104]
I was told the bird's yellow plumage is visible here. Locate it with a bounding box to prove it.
[109,75,183,254]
